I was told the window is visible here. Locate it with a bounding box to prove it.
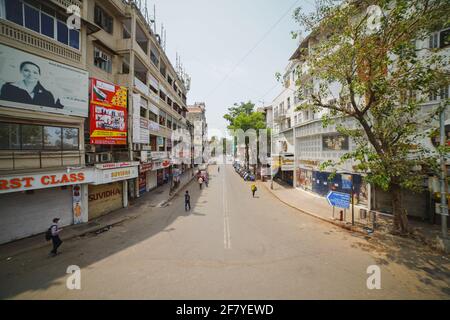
[149,84,158,95]
[429,90,439,102]
[24,3,39,33]
[140,107,146,118]
[94,47,112,73]
[62,127,78,150]
[287,97,291,109]
[159,111,166,126]
[2,0,79,50]
[21,124,43,149]
[0,123,20,149]
[167,116,172,129]
[150,49,159,66]
[167,96,172,107]
[5,0,23,26]
[160,62,167,77]
[43,126,61,150]
[149,110,157,122]
[429,33,439,49]
[440,29,450,48]
[57,20,68,45]
[0,123,78,150]
[94,5,113,34]
[168,76,173,86]
[69,29,80,50]
[159,89,166,102]
[41,12,54,38]
[440,86,449,100]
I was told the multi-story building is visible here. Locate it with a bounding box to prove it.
[271,61,301,186]
[283,19,449,220]
[0,0,192,244]
[187,102,208,165]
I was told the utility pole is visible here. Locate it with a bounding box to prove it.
[439,108,448,240]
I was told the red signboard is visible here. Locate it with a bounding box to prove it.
[90,78,128,145]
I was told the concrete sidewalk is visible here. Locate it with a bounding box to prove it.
[0,169,197,260]
[260,179,450,254]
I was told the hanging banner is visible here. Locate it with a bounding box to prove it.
[90,78,128,145]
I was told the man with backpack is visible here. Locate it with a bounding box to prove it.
[46,218,63,257]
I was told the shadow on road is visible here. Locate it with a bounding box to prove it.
[0,166,219,299]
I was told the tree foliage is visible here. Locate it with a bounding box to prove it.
[293,0,450,233]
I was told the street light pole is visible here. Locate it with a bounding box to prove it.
[439,109,448,239]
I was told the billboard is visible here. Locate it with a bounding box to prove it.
[0,44,89,116]
[90,78,128,145]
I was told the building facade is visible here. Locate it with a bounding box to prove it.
[0,0,193,244]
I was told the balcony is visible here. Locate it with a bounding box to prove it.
[273,110,287,123]
[0,150,83,172]
[0,20,81,63]
[49,0,83,10]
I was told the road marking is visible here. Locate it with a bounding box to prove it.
[223,166,231,249]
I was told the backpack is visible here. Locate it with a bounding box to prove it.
[45,227,52,241]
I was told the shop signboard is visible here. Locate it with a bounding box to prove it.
[281,155,294,171]
[90,78,128,145]
[93,166,139,185]
[0,169,94,194]
[152,159,171,171]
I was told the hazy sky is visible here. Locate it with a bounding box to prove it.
[149,0,315,137]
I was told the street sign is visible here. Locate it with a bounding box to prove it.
[327,191,351,209]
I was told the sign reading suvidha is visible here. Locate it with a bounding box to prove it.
[0,44,89,116]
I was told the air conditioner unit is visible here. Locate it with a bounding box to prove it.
[95,49,109,62]
[85,144,96,153]
[85,153,96,164]
[100,153,112,163]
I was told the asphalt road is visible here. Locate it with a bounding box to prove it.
[0,165,449,299]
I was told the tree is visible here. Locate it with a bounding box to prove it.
[293,0,449,234]
[223,102,267,170]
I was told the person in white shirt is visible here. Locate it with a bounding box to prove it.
[49,218,63,257]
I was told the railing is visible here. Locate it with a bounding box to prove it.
[49,0,83,10]
[0,20,81,63]
[0,150,83,171]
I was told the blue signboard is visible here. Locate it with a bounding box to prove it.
[341,174,353,190]
[326,191,351,209]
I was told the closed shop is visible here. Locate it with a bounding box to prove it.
[88,182,123,219]
[0,187,72,244]
[146,170,157,190]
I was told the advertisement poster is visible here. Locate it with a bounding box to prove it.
[72,184,83,224]
[322,134,349,151]
[0,44,89,116]
[90,78,128,144]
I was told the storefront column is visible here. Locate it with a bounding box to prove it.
[81,184,89,223]
[123,180,128,208]
[134,177,139,198]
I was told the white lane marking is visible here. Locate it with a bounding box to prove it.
[223,165,231,249]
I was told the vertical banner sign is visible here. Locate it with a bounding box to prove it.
[132,93,141,144]
[72,184,83,224]
[90,78,128,144]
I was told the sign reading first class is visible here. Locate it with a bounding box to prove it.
[0,170,94,194]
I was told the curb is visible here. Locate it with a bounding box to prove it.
[260,182,370,238]
[261,182,450,254]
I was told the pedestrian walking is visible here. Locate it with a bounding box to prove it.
[204,173,209,187]
[218,166,220,173]
[198,176,203,189]
[184,190,191,211]
[48,218,63,257]
[251,184,257,198]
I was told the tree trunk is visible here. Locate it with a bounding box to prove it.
[245,142,249,169]
[391,183,409,235]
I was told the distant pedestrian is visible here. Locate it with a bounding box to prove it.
[184,191,191,211]
[49,218,63,257]
[204,173,209,187]
[198,176,203,189]
[218,166,220,173]
[251,184,257,198]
